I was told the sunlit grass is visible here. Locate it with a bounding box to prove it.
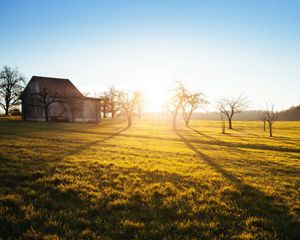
[0,118,299,239]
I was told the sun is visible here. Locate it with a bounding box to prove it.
[142,85,168,112]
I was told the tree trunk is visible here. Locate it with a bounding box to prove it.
[220,114,226,134]
[111,104,115,118]
[44,106,49,122]
[127,115,132,127]
[4,98,9,116]
[228,117,232,129]
[185,120,189,127]
[269,122,272,137]
[172,114,177,130]
[184,116,190,127]
[22,102,27,121]
[185,111,193,127]
[263,121,266,131]
[221,120,225,134]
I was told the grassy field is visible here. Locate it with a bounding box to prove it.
[0,117,299,240]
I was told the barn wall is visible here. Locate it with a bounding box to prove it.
[48,102,71,121]
[21,78,101,122]
[21,80,44,121]
[77,100,100,122]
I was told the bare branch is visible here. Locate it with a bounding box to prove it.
[181,91,208,127]
[0,65,26,115]
[261,103,277,137]
[217,94,248,129]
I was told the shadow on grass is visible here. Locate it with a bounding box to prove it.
[0,126,131,238]
[187,127,300,154]
[1,120,300,238]
[188,127,300,174]
[231,129,260,137]
[77,130,300,154]
[57,126,129,159]
[232,128,300,146]
[174,129,300,239]
[188,127,248,152]
[0,118,127,136]
[0,158,240,239]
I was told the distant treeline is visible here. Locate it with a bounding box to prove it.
[191,105,300,121]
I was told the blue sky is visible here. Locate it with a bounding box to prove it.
[0,0,299,111]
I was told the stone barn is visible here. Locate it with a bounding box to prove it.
[21,76,101,122]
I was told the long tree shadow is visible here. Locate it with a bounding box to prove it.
[233,128,300,146]
[0,125,130,238]
[0,118,127,137]
[0,159,251,239]
[0,126,130,180]
[55,126,129,160]
[188,127,247,150]
[174,129,300,239]
[0,126,129,178]
[232,128,260,137]
[188,127,300,173]
[188,127,300,154]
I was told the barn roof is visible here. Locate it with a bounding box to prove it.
[24,76,84,98]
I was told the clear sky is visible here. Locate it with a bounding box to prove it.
[1,0,299,111]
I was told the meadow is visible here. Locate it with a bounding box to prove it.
[0,117,299,240]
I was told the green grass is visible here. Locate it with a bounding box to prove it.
[0,117,299,239]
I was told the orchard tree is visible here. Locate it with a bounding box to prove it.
[220,112,226,134]
[182,91,207,127]
[119,91,140,127]
[258,111,267,132]
[217,94,248,129]
[0,66,26,115]
[94,99,101,124]
[30,87,58,121]
[105,86,122,118]
[166,81,186,130]
[101,95,110,118]
[262,104,277,137]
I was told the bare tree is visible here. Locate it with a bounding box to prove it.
[101,95,110,118]
[182,91,207,127]
[105,86,121,118]
[262,104,276,137]
[30,87,58,121]
[258,111,267,132]
[220,112,226,134]
[217,94,248,129]
[119,91,140,127]
[166,82,186,130]
[0,66,26,115]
